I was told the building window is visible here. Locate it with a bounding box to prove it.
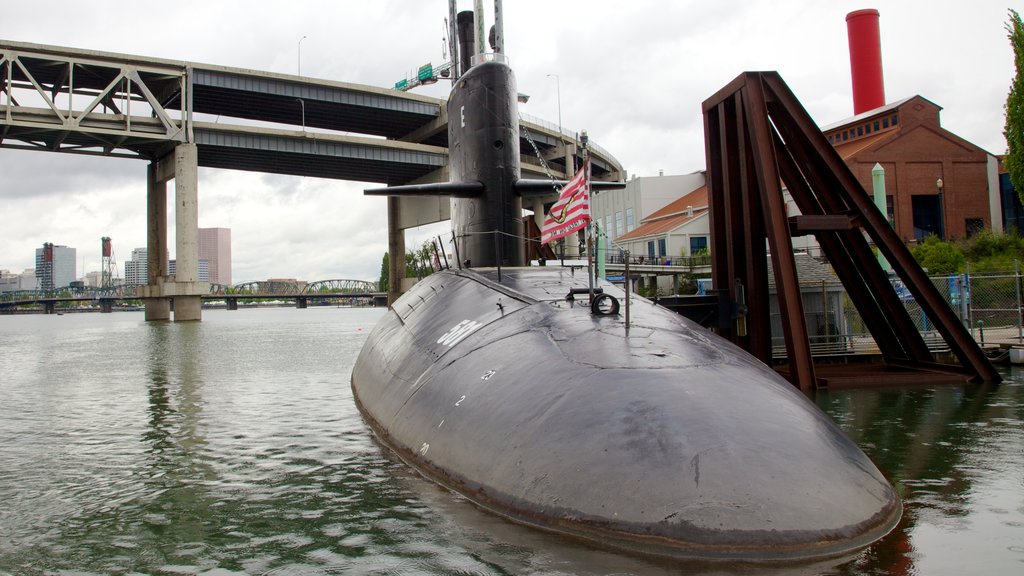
[657,238,667,257]
[882,117,889,128]
[842,131,849,141]
[865,123,872,134]
[647,241,656,260]
[873,120,880,131]
[615,212,624,237]
[886,195,895,225]
[857,126,863,136]
[605,216,614,241]
[891,114,898,126]
[966,218,984,238]
[625,207,635,232]
[690,236,708,255]
[912,195,943,241]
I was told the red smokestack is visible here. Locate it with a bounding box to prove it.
[102,237,112,258]
[846,9,885,114]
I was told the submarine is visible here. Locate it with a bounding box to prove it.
[352,2,900,561]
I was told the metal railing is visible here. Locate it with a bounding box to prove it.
[766,268,1024,357]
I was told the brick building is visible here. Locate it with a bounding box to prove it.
[822,96,1000,243]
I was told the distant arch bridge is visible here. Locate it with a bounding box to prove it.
[212,278,377,295]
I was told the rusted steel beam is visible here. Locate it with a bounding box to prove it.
[769,118,934,365]
[740,75,815,391]
[702,70,999,387]
[788,214,862,233]
[761,72,998,383]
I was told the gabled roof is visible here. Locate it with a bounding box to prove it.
[617,185,708,242]
[832,130,894,159]
[766,253,840,288]
[819,96,919,133]
[642,185,708,221]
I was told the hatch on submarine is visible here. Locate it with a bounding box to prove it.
[352,1,901,561]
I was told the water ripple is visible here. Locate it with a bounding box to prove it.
[2,310,1023,575]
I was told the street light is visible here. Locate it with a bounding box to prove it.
[298,35,307,76]
[546,73,562,140]
[936,177,945,240]
[547,73,566,173]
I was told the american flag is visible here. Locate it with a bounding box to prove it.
[541,161,590,244]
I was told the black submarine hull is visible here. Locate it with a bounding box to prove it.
[351,267,901,560]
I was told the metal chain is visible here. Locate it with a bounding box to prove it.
[519,116,563,193]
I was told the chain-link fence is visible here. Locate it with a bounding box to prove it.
[768,267,1024,358]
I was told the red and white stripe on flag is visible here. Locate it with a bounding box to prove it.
[541,162,590,244]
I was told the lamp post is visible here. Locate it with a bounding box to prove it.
[547,74,563,148]
[298,35,307,76]
[936,177,945,240]
[548,73,573,178]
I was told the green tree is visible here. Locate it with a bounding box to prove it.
[910,235,965,274]
[404,240,440,280]
[377,252,389,292]
[1005,9,1024,203]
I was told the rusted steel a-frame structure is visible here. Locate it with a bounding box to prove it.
[702,72,1000,391]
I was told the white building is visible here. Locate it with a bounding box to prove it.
[591,171,705,247]
[0,269,16,293]
[616,185,710,264]
[124,248,148,286]
[34,243,76,291]
[82,270,103,288]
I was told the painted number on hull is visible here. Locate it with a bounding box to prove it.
[437,319,483,347]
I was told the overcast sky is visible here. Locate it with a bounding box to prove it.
[0,0,1014,284]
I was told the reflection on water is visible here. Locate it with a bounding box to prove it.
[0,309,1022,575]
[816,379,1024,576]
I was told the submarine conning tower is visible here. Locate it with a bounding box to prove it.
[448,50,524,268]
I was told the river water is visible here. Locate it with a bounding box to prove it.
[0,307,1021,575]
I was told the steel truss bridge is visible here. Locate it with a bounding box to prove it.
[0,39,622,187]
[0,279,384,313]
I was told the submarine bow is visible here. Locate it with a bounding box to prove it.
[352,268,901,560]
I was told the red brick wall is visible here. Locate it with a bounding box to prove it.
[843,103,989,241]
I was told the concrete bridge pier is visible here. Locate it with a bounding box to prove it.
[99,299,113,313]
[226,298,238,311]
[387,197,407,306]
[140,144,209,321]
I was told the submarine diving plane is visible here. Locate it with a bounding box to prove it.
[352,1,900,561]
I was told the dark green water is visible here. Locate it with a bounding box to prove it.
[0,308,1021,575]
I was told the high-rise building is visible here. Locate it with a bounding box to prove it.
[0,269,35,293]
[124,247,148,286]
[168,259,209,282]
[199,228,231,285]
[34,243,76,291]
[0,269,15,294]
[83,270,103,288]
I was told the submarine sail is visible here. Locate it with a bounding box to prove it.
[353,1,900,561]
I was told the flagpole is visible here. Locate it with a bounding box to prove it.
[581,130,594,308]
